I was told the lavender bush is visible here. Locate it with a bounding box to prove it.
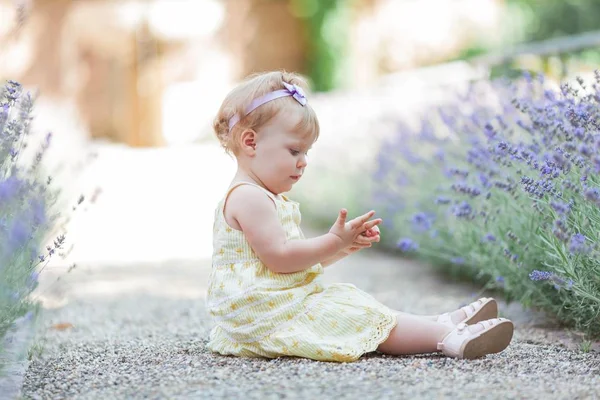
[372,72,600,337]
[0,80,67,346]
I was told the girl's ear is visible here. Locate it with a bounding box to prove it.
[240,129,257,155]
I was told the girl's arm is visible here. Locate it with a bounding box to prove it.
[321,252,348,268]
[227,185,344,273]
[228,186,380,274]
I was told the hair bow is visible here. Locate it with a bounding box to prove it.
[282,82,307,106]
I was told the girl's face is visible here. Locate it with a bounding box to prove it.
[249,108,313,195]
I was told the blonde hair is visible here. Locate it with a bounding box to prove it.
[213,71,320,155]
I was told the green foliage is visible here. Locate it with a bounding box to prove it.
[456,1,600,81]
[508,0,600,42]
[580,339,592,353]
[290,0,352,91]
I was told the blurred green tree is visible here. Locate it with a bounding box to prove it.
[290,0,352,92]
[509,0,600,41]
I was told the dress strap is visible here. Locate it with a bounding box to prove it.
[227,181,279,201]
[223,181,279,216]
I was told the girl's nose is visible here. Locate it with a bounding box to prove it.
[297,154,308,168]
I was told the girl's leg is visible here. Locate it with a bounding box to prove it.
[392,309,468,324]
[377,313,451,355]
[377,314,486,356]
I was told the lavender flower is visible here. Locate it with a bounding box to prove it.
[484,123,496,139]
[397,238,418,252]
[584,187,600,204]
[411,212,434,232]
[452,201,473,218]
[434,149,445,162]
[550,200,570,215]
[482,233,496,242]
[0,177,22,201]
[451,183,481,197]
[447,168,469,178]
[593,156,600,173]
[568,233,589,254]
[478,173,491,188]
[550,275,575,291]
[579,144,593,158]
[529,270,554,281]
[435,196,451,205]
[7,219,30,251]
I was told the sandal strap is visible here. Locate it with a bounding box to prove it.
[460,298,487,318]
[475,317,507,329]
[437,298,493,328]
[436,322,468,354]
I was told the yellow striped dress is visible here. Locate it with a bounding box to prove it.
[206,182,397,362]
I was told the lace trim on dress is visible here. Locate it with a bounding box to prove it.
[360,312,397,355]
[328,312,398,363]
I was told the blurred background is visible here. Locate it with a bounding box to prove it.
[1,0,599,273]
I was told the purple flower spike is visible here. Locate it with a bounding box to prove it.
[435,196,451,205]
[529,270,554,281]
[584,187,600,204]
[579,144,593,158]
[483,233,496,242]
[411,212,433,232]
[452,201,472,218]
[568,233,589,254]
[0,177,22,201]
[8,219,30,251]
[550,200,570,215]
[593,156,600,173]
[397,238,419,252]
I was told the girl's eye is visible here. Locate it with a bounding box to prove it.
[290,149,300,156]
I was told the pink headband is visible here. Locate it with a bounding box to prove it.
[228,81,307,132]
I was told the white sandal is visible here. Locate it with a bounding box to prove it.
[436,297,498,328]
[437,318,514,359]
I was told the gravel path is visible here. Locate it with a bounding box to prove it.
[22,250,600,400]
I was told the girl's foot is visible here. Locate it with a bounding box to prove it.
[437,318,514,359]
[436,298,498,328]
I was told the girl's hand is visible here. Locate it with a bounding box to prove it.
[320,222,381,267]
[361,225,380,239]
[341,225,381,255]
[329,209,382,248]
